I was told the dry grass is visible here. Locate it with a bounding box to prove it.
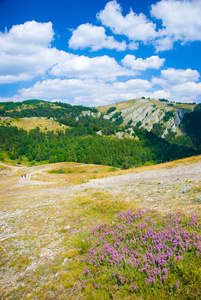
[0,117,68,133]
[0,157,201,299]
[96,98,195,114]
[97,98,144,113]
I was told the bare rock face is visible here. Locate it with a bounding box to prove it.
[174,111,182,127]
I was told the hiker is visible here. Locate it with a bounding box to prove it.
[24,173,26,178]
[21,174,23,178]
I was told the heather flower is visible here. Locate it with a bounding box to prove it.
[81,209,201,296]
[175,280,180,290]
[83,268,89,275]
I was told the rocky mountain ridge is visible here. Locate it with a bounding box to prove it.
[90,97,195,137]
[0,98,196,140]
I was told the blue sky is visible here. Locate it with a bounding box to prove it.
[0,0,201,106]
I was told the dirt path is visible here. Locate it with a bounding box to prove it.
[0,162,22,176]
[9,166,54,189]
[0,163,56,190]
[1,159,201,195]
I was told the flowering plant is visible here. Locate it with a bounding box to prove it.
[81,209,201,298]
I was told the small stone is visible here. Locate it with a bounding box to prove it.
[26,294,32,298]
[182,186,191,193]
[64,225,71,230]
[62,257,68,265]
[42,203,50,206]
[196,195,201,203]
[103,186,110,190]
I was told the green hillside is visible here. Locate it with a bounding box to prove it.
[0,98,200,169]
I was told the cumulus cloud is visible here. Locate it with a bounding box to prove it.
[0,21,56,83]
[121,55,165,71]
[0,74,34,84]
[151,67,201,102]
[69,23,126,51]
[96,0,201,51]
[18,78,153,106]
[5,68,201,105]
[151,0,201,51]
[164,81,201,102]
[161,68,200,84]
[149,90,171,101]
[50,53,133,79]
[0,20,54,52]
[153,36,174,52]
[152,68,200,86]
[1,5,201,105]
[0,21,133,84]
[97,0,157,43]
[172,81,201,96]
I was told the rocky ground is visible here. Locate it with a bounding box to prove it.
[0,157,201,299]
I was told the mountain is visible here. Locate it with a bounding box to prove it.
[0,98,199,169]
[0,98,196,138]
[96,97,196,137]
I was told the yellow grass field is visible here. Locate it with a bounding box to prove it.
[0,117,68,132]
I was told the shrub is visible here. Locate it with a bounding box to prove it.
[106,107,116,115]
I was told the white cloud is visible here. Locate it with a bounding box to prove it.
[96,0,201,51]
[0,74,34,84]
[18,78,153,106]
[69,23,126,51]
[161,68,200,84]
[1,7,201,105]
[4,70,201,105]
[152,68,200,86]
[151,67,201,102]
[153,36,174,52]
[97,0,157,43]
[121,55,165,71]
[50,53,133,79]
[0,20,54,52]
[0,21,134,84]
[0,21,56,83]
[127,42,139,50]
[172,81,201,96]
[0,47,61,81]
[150,90,171,100]
[151,0,201,51]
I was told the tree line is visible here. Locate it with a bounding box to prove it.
[0,125,197,169]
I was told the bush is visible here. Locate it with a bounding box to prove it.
[106,107,116,115]
[136,121,142,128]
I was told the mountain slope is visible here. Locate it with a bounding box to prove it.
[96,97,195,136]
[0,98,199,169]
